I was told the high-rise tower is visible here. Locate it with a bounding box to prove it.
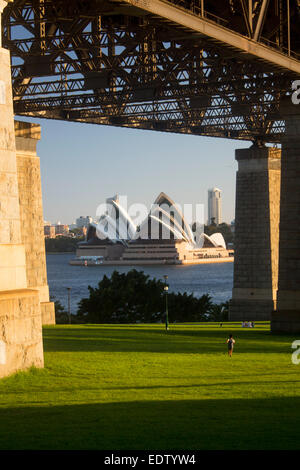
[208,188,222,225]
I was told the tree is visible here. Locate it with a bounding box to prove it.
[51,296,81,324]
[167,292,213,322]
[77,269,214,324]
[45,236,83,253]
[51,297,69,324]
[208,301,229,322]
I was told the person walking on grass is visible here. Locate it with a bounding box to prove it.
[227,334,235,357]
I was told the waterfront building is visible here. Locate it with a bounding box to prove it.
[44,224,56,239]
[55,224,69,236]
[71,193,233,266]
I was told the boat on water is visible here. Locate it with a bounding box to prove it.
[71,255,104,266]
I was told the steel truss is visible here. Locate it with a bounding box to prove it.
[2,0,299,142]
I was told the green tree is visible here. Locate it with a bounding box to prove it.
[51,296,82,324]
[208,301,229,322]
[50,297,69,324]
[77,269,214,324]
[45,236,84,253]
[167,292,213,322]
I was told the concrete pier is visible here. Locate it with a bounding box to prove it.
[229,145,281,321]
[0,0,44,377]
[15,121,55,325]
[271,99,300,333]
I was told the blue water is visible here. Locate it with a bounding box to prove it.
[46,253,233,313]
[47,254,233,313]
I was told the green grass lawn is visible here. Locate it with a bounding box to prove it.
[0,322,299,450]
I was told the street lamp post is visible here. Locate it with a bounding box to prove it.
[67,287,71,324]
[163,275,169,331]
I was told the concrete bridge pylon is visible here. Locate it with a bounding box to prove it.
[271,98,300,333]
[229,145,281,322]
[15,121,55,327]
[0,0,54,378]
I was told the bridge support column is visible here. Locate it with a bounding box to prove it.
[0,0,44,377]
[15,121,55,326]
[272,99,300,333]
[229,145,281,321]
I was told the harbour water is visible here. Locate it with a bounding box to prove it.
[47,253,234,313]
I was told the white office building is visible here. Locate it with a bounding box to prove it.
[208,188,222,225]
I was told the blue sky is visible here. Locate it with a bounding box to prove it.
[17,116,251,225]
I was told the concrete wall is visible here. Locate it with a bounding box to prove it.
[0,289,44,378]
[229,145,281,321]
[272,98,300,332]
[15,121,55,325]
[0,44,44,377]
[0,50,27,288]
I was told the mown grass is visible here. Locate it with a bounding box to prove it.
[0,322,299,450]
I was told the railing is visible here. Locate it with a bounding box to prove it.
[260,36,300,62]
[162,0,229,27]
[164,0,300,62]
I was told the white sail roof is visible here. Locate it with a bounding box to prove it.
[92,192,227,249]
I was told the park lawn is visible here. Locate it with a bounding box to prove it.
[0,322,299,450]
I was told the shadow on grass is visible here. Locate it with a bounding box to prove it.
[0,396,299,450]
[42,326,293,354]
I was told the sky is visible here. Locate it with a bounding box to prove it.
[17,115,251,226]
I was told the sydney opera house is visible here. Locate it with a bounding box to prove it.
[71,193,233,265]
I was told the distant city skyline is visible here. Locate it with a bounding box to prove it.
[16,116,251,226]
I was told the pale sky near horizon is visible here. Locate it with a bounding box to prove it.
[17,115,252,226]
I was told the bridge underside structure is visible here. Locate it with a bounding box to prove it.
[3,0,300,142]
[1,0,300,375]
